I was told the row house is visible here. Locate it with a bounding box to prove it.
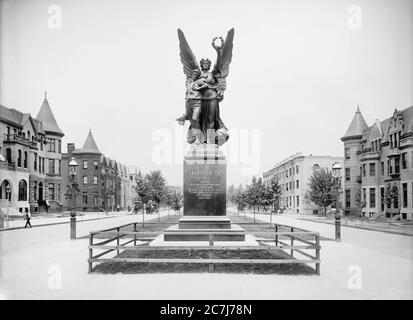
[341,106,413,220]
[0,93,64,215]
[62,130,134,212]
[263,152,344,215]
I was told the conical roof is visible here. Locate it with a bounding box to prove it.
[81,130,101,154]
[342,105,368,140]
[36,93,64,136]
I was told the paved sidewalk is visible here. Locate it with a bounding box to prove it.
[1,209,412,299]
[0,210,133,231]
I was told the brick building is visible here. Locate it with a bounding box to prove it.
[62,130,133,212]
[0,93,64,215]
[263,152,344,215]
[341,106,413,220]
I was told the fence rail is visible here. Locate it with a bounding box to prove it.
[88,222,321,275]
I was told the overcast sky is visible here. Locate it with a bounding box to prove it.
[1,0,412,187]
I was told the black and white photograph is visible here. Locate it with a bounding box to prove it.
[0,0,412,307]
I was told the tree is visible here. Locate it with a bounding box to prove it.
[383,183,399,211]
[266,176,281,227]
[307,168,340,216]
[145,170,167,206]
[136,171,150,217]
[355,189,366,217]
[227,184,236,208]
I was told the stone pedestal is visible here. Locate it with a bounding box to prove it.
[183,144,226,216]
[164,144,245,242]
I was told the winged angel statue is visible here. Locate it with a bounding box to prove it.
[176,28,234,146]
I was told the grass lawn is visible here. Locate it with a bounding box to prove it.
[91,212,320,275]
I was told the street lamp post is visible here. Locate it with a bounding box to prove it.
[69,157,78,240]
[5,184,11,229]
[332,163,342,242]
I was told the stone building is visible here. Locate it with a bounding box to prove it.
[0,93,64,215]
[341,106,413,220]
[62,130,133,212]
[263,152,344,215]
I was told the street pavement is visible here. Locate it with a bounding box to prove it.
[0,210,412,299]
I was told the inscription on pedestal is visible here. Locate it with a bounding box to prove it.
[184,160,226,216]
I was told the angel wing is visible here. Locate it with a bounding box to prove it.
[213,28,235,92]
[177,29,200,84]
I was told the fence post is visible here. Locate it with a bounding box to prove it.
[275,225,278,246]
[315,234,320,275]
[208,234,214,273]
[117,227,120,255]
[88,233,93,273]
[133,223,137,246]
[290,227,294,257]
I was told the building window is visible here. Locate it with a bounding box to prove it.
[83,176,88,185]
[93,176,98,184]
[381,161,384,176]
[345,148,350,160]
[296,180,299,189]
[34,153,37,171]
[369,188,376,208]
[296,196,299,207]
[402,153,407,169]
[57,140,61,153]
[49,159,55,175]
[393,187,399,209]
[363,188,366,205]
[369,163,376,177]
[402,183,408,208]
[18,149,22,167]
[395,157,400,174]
[18,180,27,201]
[48,139,56,152]
[362,164,366,177]
[381,187,385,212]
[48,183,55,200]
[6,148,12,163]
[24,151,28,168]
[94,161,98,169]
[345,168,350,181]
[83,160,88,169]
[296,165,299,174]
[83,194,88,205]
[58,160,61,174]
[94,195,99,205]
[345,190,351,208]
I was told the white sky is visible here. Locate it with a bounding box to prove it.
[1,0,412,187]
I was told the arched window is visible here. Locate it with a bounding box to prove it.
[312,164,320,170]
[0,180,11,200]
[18,149,22,167]
[24,151,28,168]
[18,180,27,201]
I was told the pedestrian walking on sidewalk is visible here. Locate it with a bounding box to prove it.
[24,211,32,228]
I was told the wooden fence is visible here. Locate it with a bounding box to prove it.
[88,222,321,275]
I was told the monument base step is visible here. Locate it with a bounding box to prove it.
[164,224,246,241]
[178,215,231,229]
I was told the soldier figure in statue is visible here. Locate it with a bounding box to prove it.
[176,28,234,146]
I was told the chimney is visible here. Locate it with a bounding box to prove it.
[67,143,75,157]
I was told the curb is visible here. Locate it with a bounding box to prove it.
[299,218,413,237]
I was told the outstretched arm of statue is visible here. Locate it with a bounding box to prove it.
[212,37,223,73]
